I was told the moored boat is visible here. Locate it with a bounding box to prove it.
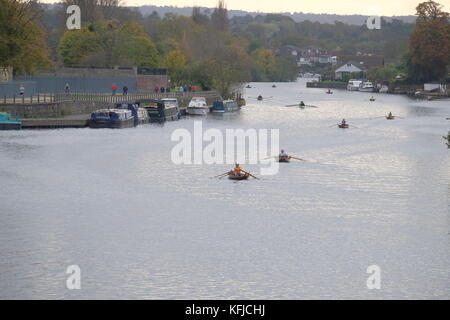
[115,102,149,126]
[89,109,135,129]
[347,80,362,91]
[187,97,209,116]
[211,100,240,113]
[139,99,180,123]
[0,112,22,130]
[359,81,375,92]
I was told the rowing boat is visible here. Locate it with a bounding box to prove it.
[386,116,395,120]
[228,173,250,180]
[338,124,349,128]
[278,156,290,163]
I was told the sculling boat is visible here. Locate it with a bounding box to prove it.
[338,123,349,129]
[386,116,395,120]
[228,173,250,180]
[278,156,291,163]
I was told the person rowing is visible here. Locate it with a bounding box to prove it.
[232,163,241,175]
[257,95,263,101]
[341,119,347,126]
[279,149,290,162]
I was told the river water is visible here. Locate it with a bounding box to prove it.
[0,80,449,299]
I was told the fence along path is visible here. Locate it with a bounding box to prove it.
[54,91,221,104]
[0,91,221,105]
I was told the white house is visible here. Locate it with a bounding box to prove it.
[335,62,364,80]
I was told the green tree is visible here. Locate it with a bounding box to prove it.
[163,49,186,84]
[58,20,159,67]
[0,0,51,74]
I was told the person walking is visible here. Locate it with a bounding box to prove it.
[123,85,128,96]
[19,84,25,96]
[112,83,117,95]
[64,83,70,94]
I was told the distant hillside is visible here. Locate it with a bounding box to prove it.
[138,5,417,25]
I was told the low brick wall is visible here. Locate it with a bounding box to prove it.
[0,101,113,118]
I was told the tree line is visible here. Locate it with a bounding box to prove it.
[0,0,449,95]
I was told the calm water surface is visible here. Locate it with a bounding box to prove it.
[0,80,449,299]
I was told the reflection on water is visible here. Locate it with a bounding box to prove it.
[0,80,449,299]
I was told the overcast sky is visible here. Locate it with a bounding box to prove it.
[41,0,450,15]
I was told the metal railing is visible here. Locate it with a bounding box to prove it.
[53,91,220,103]
[0,91,221,105]
[0,94,55,104]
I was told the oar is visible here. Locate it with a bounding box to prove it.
[349,125,359,128]
[329,124,338,128]
[305,105,318,108]
[218,171,233,179]
[212,171,230,178]
[285,104,298,107]
[263,156,277,160]
[241,169,259,180]
[290,156,307,162]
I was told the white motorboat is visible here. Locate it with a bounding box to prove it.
[359,81,375,92]
[187,97,209,116]
[347,79,363,91]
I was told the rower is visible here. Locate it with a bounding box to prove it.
[257,95,263,101]
[233,164,241,175]
[341,119,347,125]
[327,89,332,94]
[279,149,288,158]
[388,112,393,117]
[300,101,305,107]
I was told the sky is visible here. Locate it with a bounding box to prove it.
[41,0,450,16]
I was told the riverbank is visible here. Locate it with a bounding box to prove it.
[0,91,222,119]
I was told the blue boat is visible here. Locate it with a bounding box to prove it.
[0,112,22,130]
[211,100,240,113]
[115,102,149,126]
[89,109,135,129]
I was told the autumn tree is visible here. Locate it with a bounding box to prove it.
[0,0,51,74]
[408,0,450,82]
[58,20,159,67]
[211,0,229,32]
